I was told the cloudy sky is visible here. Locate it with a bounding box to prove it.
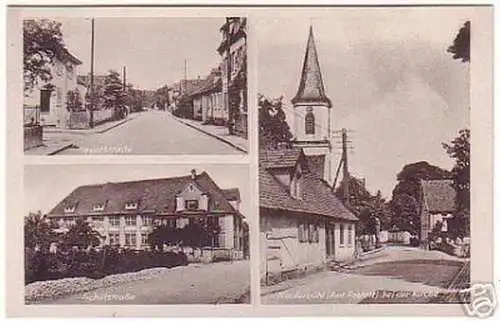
[58,17,224,90]
[257,8,470,197]
[24,164,251,222]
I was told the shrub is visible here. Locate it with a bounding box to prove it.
[24,247,188,284]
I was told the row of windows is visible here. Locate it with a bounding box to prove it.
[108,232,148,246]
[298,222,354,246]
[298,222,320,243]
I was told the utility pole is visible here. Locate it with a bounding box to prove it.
[89,18,95,128]
[122,66,126,91]
[341,128,350,206]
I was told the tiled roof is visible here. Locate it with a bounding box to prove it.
[421,179,456,213]
[259,148,303,169]
[259,148,357,221]
[222,188,240,202]
[48,171,239,217]
[291,26,331,107]
[190,73,222,97]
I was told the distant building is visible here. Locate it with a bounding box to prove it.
[46,170,248,260]
[24,47,82,127]
[217,17,247,138]
[190,67,224,123]
[419,179,457,245]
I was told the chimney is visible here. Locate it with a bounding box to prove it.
[191,169,196,179]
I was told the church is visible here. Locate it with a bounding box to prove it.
[259,27,358,284]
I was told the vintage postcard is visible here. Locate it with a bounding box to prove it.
[5,3,495,319]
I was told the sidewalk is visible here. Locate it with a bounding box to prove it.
[172,115,248,153]
[25,113,140,155]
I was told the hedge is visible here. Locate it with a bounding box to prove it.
[25,246,188,285]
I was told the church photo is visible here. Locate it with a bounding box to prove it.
[258,9,472,305]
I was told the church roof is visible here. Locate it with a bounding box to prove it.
[291,26,332,107]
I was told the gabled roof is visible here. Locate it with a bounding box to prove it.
[259,148,357,221]
[59,47,82,65]
[291,26,332,107]
[48,171,240,217]
[421,179,456,213]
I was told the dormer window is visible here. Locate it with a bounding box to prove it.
[185,200,199,210]
[64,204,76,214]
[291,169,303,199]
[92,203,105,212]
[125,201,138,210]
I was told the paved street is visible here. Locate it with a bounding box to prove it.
[36,260,250,305]
[261,246,469,304]
[58,111,244,155]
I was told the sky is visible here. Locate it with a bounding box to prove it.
[58,17,224,90]
[24,164,251,222]
[256,8,470,198]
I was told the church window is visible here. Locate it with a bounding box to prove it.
[305,111,315,135]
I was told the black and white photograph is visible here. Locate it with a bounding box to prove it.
[23,164,250,304]
[23,17,248,155]
[258,9,472,304]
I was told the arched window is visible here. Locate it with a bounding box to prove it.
[305,111,315,135]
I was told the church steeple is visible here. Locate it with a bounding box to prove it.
[292,26,331,107]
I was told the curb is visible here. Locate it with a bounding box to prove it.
[46,143,76,156]
[43,114,138,136]
[260,284,295,297]
[173,117,247,153]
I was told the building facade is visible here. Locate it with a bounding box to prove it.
[46,170,248,260]
[190,68,224,123]
[217,17,248,138]
[24,47,82,128]
[259,149,358,283]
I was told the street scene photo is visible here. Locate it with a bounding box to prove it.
[258,9,470,304]
[23,17,248,155]
[24,164,251,304]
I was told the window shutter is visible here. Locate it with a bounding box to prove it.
[298,222,303,242]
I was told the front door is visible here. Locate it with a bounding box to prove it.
[40,89,52,112]
[326,223,335,258]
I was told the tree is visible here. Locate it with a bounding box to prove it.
[66,88,84,112]
[335,178,392,236]
[62,218,102,249]
[389,161,450,235]
[23,19,66,94]
[103,70,126,114]
[442,129,470,238]
[448,21,470,63]
[147,224,180,250]
[258,94,293,149]
[24,211,58,250]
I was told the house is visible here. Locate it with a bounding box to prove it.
[419,179,457,246]
[217,17,248,138]
[260,148,358,282]
[190,68,224,123]
[169,78,205,119]
[24,47,82,128]
[45,169,248,261]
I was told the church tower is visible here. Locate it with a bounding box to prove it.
[292,26,334,184]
